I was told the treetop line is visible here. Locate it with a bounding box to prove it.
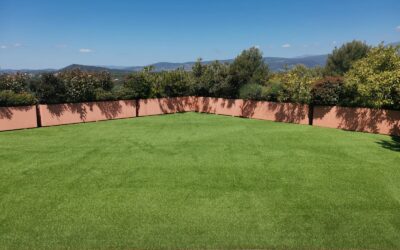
[1,41,399,111]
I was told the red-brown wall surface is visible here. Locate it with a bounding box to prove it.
[313,106,400,136]
[214,98,244,117]
[241,100,310,124]
[194,97,218,113]
[0,105,37,131]
[195,98,309,124]
[1,98,399,137]
[39,100,136,127]
[139,97,196,116]
[195,97,243,116]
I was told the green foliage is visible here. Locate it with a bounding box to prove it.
[192,58,206,78]
[121,72,152,99]
[158,69,192,97]
[94,71,114,91]
[325,40,370,76]
[58,69,114,103]
[279,65,321,103]
[311,77,345,105]
[0,73,36,106]
[94,88,117,101]
[192,61,230,97]
[2,44,399,109]
[345,45,400,109]
[262,80,284,102]
[32,73,66,104]
[0,90,37,106]
[0,73,29,93]
[239,83,264,100]
[227,47,269,97]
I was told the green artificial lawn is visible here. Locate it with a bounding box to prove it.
[0,112,399,249]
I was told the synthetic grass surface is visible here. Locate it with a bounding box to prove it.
[0,112,399,249]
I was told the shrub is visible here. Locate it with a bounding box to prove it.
[32,73,66,104]
[239,83,263,100]
[199,61,230,98]
[311,77,345,106]
[279,65,321,104]
[122,73,152,99]
[94,88,117,101]
[345,44,400,109]
[325,40,370,76]
[0,73,29,93]
[159,69,192,97]
[0,90,37,107]
[93,71,114,91]
[227,47,269,98]
[262,80,284,102]
[58,69,114,103]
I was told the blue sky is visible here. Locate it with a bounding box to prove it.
[1,0,399,69]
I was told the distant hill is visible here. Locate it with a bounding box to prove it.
[387,41,400,47]
[264,55,328,71]
[6,40,400,75]
[116,54,329,73]
[0,54,329,75]
[59,64,131,73]
[0,68,56,74]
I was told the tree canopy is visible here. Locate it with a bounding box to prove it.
[325,40,370,76]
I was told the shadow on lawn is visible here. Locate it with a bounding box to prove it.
[376,135,400,152]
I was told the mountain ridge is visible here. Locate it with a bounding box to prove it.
[2,41,399,74]
[0,54,329,74]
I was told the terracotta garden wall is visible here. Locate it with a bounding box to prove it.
[138,96,195,116]
[313,106,400,136]
[241,100,310,125]
[39,100,136,127]
[214,98,244,117]
[195,97,309,124]
[1,97,399,136]
[0,105,37,131]
[194,97,218,113]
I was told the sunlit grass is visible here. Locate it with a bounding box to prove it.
[0,113,399,249]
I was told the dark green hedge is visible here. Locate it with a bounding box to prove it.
[0,90,37,107]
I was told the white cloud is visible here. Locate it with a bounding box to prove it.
[332,41,337,45]
[396,25,400,32]
[13,43,21,47]
[55,44,67,48]
[79,48,92,53]
[253,45,260,49]
[0,45,7,49]
[282,43,291,48]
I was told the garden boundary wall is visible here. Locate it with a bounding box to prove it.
[1,97,399,136]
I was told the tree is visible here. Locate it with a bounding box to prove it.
[239,83,264,100]
[311,76,345,105]
[93,71,113,91]
[0,73,29,93]
[34,73,66,104]
[0,73,36,106]
[227,47,269,97]
[192,58,205,78]
[143,65,155,73]
[345,44,400,109]
[191,58,209,96]
[200,61,230,97]
[159,69,192,97]
[279,65,321,104]
[122,72,152,99]
[58,69,113,102]
[325,40,370,76]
